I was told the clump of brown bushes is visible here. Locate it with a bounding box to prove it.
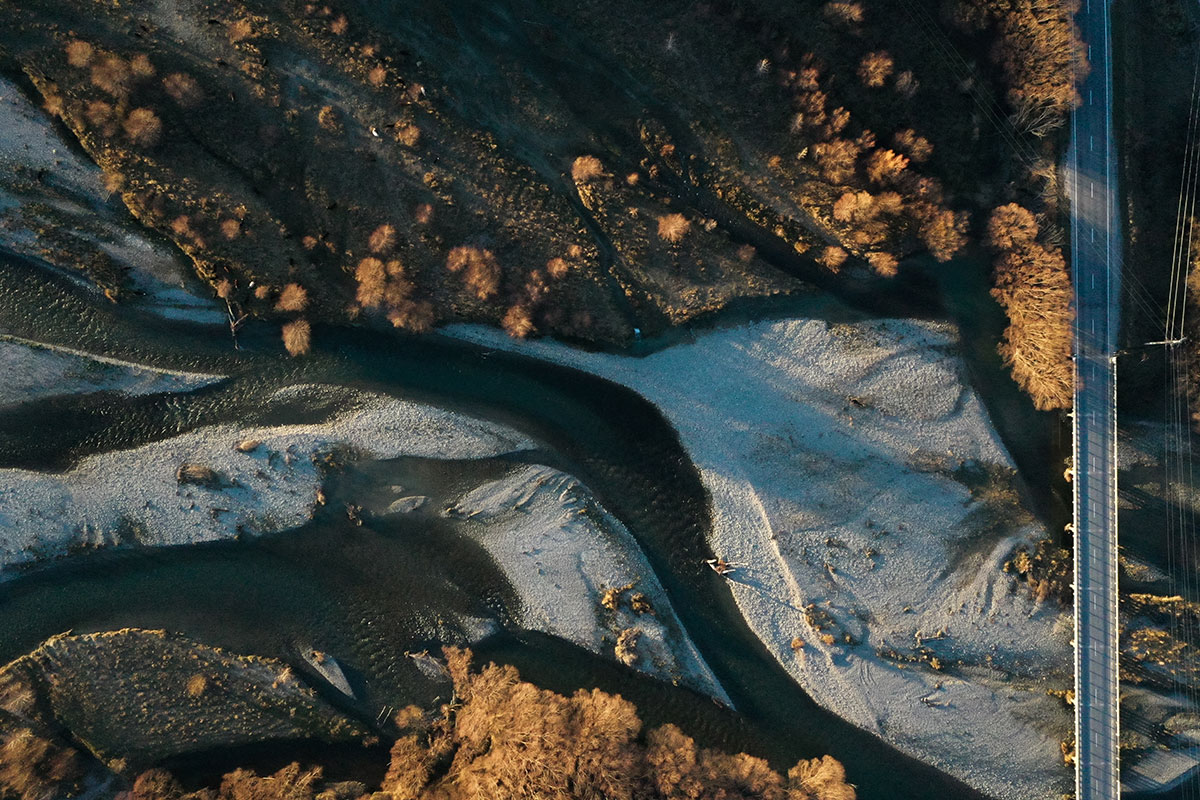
[986,204,1073,410]
[126,649,855,800]
[1003,536,1071,603]
[947,0,1088,136]
[0,726,86,800]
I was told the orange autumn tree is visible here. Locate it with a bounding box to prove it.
[986,203,1074,410]
[129,649,856,800]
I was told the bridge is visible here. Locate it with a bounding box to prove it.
[1068,0,1121,797]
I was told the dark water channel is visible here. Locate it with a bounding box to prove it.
[0,255,993,800]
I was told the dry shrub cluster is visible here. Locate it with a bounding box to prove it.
[1003,537,1072,603]
[986,203,1073,410]
[126,649,854,800]
[947,0,1088,135]
[776,41,967,266]
[280,319,311,356]
[501,246,585,339]
[354,256,434,332]
[446,246,501,301]
[572,155,607,183]
[62,40,164,149]
[0,726,86,800]
[830,191,906,274]
[657,213,691,244]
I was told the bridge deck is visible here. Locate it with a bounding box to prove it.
[1069,1,1121,798]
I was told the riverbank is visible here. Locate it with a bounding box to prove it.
[447,316,1075,800]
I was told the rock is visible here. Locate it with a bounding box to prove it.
[385,495,428,514]
[235,438,261,453]
[175,463,220,489]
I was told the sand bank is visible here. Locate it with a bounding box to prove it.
[447,463,729,701]
[0,385,534,572]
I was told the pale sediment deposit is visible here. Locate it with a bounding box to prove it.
[446,463,729,702]
[448,316,1075,800]
[0,384,535,571]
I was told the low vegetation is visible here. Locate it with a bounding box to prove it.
[986,204,1074,410]
[0,0,1084,397]
[121,648,854,800]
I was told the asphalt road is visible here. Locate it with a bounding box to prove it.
[1068,1,1122,798]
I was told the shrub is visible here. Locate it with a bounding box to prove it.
[275,283,309,312]
[875,191,904,215]
[892,129,933,162]
[866,251,899,277]
[368,224,396,253]
[445,246,501,300]
[857,51,894,88]
[657,213,691,243]
[123,108,162,147]
[501,305,535,338]
[64,40,94,68]
[130,53,155,78]
[571,155,606,183]
[281,319,311,356]
[919,208,969,262]
[90,55,130,97]
[368,66,387,86]
[162,72,202,106]
[355,257,387,308]
[812,139,860,184]
[833,191,874,224]
[819,246,848,272]
[220,219,241,240]
[865,149,909,185]
[986,203,1038,250]
[823,2,864,25]
[84,100,118,137]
